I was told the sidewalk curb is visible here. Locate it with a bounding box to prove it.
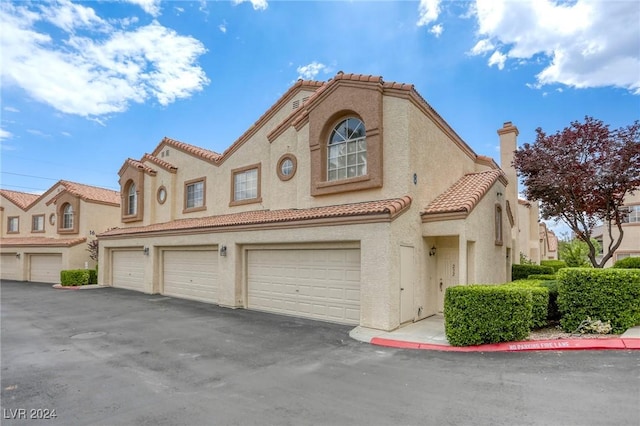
[52,284,106,290]
[370,336,640,352]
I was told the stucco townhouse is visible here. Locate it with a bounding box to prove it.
[98,72,542,332]
[0,180,120,283]
[593,192,640,266]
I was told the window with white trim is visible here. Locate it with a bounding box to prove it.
[185,179,204,210]
[62,204,74,229]
[234,168,258,201]
[32,215,44,232]
[8,217,19,233]
[127,182,137,215]
[622,205,640,223]
[327,117,367,181]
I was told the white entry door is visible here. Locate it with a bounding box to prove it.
[400,246,415,324]
[437,248,458,312]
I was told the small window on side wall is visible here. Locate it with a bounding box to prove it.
[277,154,297,181]
[495,204,503,245]
[230,163,262,206]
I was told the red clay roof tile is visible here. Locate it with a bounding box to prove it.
[0,189,40,209]
[100,196,412,237]
[57,181,121,205]
[0,236,87,247]
[142,154,177,173]
[422,170,506,216]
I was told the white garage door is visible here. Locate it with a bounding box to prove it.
[162,250,218,304]
[30,254,62,283]
[248,249,361,325]
[112,250,145,292]
[1,253,19,280]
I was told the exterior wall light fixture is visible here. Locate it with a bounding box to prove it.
[143,247,149,256]
[16,253,21,259]
[220,245,227,257]
[429,246,437,257]
[497,191,503,198]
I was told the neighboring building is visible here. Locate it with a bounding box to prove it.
[0,181,120,283]
[538,222,558,261]
[98,72,541,331]
[516,199,542,263]
[593,192,640,267]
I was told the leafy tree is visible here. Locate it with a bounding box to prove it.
[87,239,99,262]
[513,116,640,268]
[558,238,600,267]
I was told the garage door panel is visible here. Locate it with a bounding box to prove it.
[30,255,62,283]
[248,249,360,325]
[162,250,217,304]
[1,254,19,280]
[112,250,145,292]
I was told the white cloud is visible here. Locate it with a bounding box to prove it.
[0,128,12,140]
[469,0,640,94]
[297,62,329,80]
[219,21,227,33]
[232,0,268,11]
[429,24,443,38]
[3,106,20,113]
[488,50,506,70]
[39,0,110,33]
[0,2,209,118]
[124,0,162,17]
[61,131,72,137]
[27,129,51,137]
[417,0,441,26]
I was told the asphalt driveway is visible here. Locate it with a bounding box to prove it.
[1,280,639,426]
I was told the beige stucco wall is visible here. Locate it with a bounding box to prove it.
[596,192,640,267]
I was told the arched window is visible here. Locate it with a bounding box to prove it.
[127,182,137,215]
[63,204,74,229]
[327,117,366,181]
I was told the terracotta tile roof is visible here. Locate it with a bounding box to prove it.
[120,158,157,176]
[57,181,121,206]
[422,170,506,216]
[0,189,40,209]
[154,137,221,164]
[0,236,87,247]
[100,196,412,237]
[142,154,177,173]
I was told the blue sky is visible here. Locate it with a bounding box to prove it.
[1,0,639,222]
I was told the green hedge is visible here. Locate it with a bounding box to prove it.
[444,285,532,346]
[612,257,640,269]
[557,268,640,333]
[504,281,550,329]
[60,269,97,286]
[512,264,554,281]
[538,280,560,321]
[540,260,567,272]
[527,274,557,280]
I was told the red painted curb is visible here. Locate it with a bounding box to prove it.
[371,337,640,352]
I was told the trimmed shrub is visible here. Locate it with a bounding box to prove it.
[557,268,640,334]
[60,269,97,286]
[612,257,640,269]
[512,264,554,281]
[504,280,550,329]
[444,285,532,346]
[527,274,557,280]
[540,260,567,272]
[538,280,560,321]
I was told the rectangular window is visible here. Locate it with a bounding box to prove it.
[623,205,640,223]
[32,215,45,232]
[184,178,205,212]
[230,164,262,206]
[495,205,503,245]
[7,217,19,233]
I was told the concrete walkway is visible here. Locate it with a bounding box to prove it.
[350,315,640,352]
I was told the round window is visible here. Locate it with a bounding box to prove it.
[277,154,297,181]
[157,186,167,204]
[49,213,56,225]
